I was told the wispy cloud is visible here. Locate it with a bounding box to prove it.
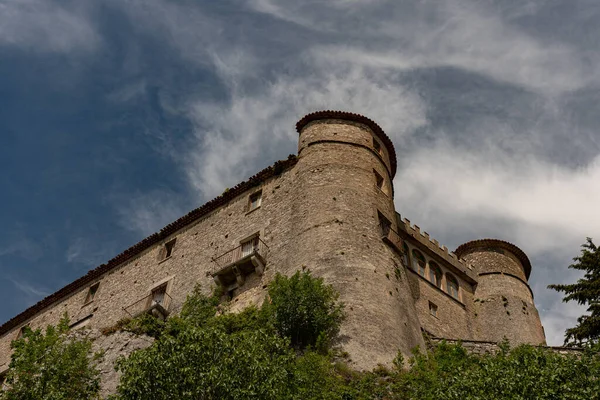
[97,0,599,345]
[6,277,49,299]
[113,190,187,238]
[0,0,100,53]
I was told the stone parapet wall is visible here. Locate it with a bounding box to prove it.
[428,337,583,357]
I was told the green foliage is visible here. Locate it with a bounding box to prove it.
[113,326,295,400]
[1,314,101,400]
[391,341,600,400]
[112,274,600,399]
[120,314,165,338]
[263,271,345,351]
[549,237,600,346]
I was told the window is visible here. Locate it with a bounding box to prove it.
[446,274,460,300]
[402,242,410,267]
[412,249,426,277]
[84,282,100,304]
[429,301,438,317]
[151,283,168,307]
[164,239,176,258]
[378,211,391,237]
[373,138,382,155]
[429,262,442,288]
[374,169,384,191]
[249,191,262,211]
[16,325,28,340]
[241,235,259,257]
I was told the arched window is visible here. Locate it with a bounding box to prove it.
[446,274,459,300]
[412,249,426,277]
[429,262,442,288]
[402,242,410,267]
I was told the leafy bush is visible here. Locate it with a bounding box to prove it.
[0,314,101,400]
[263,271,345,351]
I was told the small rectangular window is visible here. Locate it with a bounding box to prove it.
[429,301,438,318]
[84,282,100,304]
[165,239,176,258]
[16,325,28,340]
[378,211,391,237]
[374,170,384,190]
[249,191,262,211]
[151,283,168,306]
[373,138,382,155]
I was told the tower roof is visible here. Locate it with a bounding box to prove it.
[296,110,397,178]
[454,239,532,279]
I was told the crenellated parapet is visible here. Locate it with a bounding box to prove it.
[395,213,477,283]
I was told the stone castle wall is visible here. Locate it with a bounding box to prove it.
[0,111,547,377]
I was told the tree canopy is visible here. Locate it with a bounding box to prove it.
[549,237,600,346]
[0,315,101,400]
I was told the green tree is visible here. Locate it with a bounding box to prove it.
[263,270,345,351]
[549,237,600,346]
[0,315,101,400]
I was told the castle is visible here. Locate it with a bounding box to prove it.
[0,111,546,373]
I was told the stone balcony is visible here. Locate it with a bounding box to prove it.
[123,292,173,320]
[211,237,268,291]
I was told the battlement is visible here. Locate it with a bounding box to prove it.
[396,213,477,283]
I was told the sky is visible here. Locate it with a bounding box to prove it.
[1,0,599,346]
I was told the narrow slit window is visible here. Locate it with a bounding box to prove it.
[378,211,391,237]
[374,170,384,191]
[249,191,262,211]
[84,282,100,304]
[429,301,438,317]
[165,239,176,258]
[402,242,410,267]
[373,138,382,155]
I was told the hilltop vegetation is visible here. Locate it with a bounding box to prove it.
[2,270,600,399]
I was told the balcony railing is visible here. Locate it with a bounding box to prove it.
[211,238,269,289]
[211,238,269,273]
[123,292,173,319]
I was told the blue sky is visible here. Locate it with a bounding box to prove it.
[1,0,599,345]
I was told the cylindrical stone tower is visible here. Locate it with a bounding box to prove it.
[289,111,425,370]
[455,239,546,345]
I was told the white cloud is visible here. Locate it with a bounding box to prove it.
[0,0,100,53]
[184,64,427,198]
[114,191,186,237]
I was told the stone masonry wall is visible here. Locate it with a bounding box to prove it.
[0,166,298,368]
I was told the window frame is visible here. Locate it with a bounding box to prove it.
[428,301,438,318]
[446,273,460,300]
[248,190,262,212]
[429,262,443,288]
[373,137,383,156]
[412,249,426,277]
[83,282,100,305]
[164,238,176,259]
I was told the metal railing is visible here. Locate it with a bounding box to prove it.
[211,238,269,273]
[123,292,173,318]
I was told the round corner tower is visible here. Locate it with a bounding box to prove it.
[291,111,425,370]
[455,239,546,345]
